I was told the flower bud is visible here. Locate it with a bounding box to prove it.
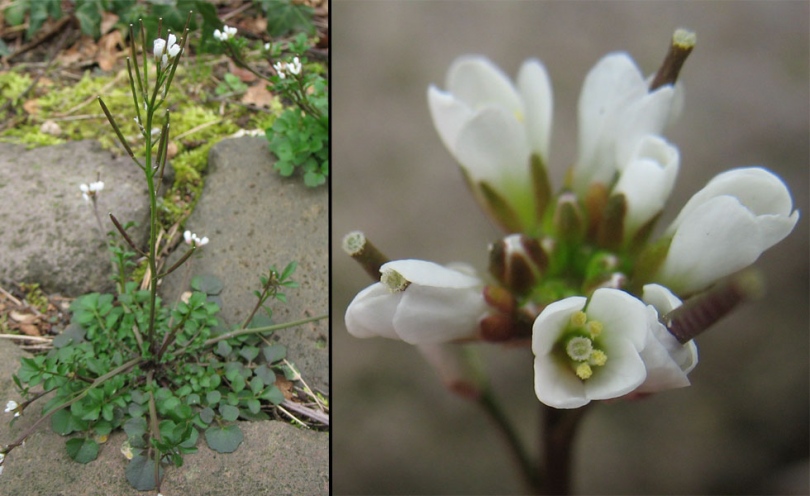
[488,234,548,295]
[553,193,585,242]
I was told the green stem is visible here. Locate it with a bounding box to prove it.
[203,315,327,347]
[3,357,143,453]
[478,388,541,493]
[540,403,591,495]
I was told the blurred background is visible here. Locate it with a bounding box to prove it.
[332,2,809,494]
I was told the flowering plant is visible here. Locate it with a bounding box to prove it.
[1,16,327,493]
[216,29,328,187]
[344,29,798,493]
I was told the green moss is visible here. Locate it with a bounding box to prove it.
[0,70,33,102]
[0,59,295,229]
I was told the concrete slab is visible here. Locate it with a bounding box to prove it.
[0,140,152,296]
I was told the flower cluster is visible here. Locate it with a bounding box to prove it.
[344,30,798,409]
[183,230,209,247]
[80,181,104,203]
[153,34,181,70]
[273,57,302,79]
[213,25,237,42]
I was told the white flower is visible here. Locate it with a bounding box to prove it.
[264,42,270,51]
[428,56,553,232]
[80,181,104,203]
[183,230,209,247]
[154,34,181,69]
[153,38,166,59]
[656,167,799,294]
[532,288,650,409]
[288,57,302,75]
[4,400,19,417]
[612,135,680,237]
[214,25,237,42]
[345,260,488,344]
[572,53,681,195]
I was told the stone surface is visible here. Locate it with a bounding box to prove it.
[0,137,329,494]
[0,140,152,295]
[160,137,329,393]
[333,2,809,495]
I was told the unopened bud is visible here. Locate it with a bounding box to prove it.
[553,193,585,243]
[480,313,518,342]
[488,234,548,295]
[483,285,517,314]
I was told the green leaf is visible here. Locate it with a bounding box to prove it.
[206,390,221,406]
[191,274,224,295]
[4,0,28,27]
[205,425,243,453]
[65,437,99,464]
[53,323,86,348]
[51,409,86,435]
[262,344,287,364]
[261,384,285,405]
[74,0,102,38]
[199,406,215,425]
[124,416,147,441]
[126,455,163,491]
[280,261,297,281]
[238,346,260,362]
[215,340,232,358]
[246,398,261,414]
[219,404,239,422]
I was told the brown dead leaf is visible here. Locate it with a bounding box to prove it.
[275,375,295,400]
[100,12,119,35]
[9,310,37,324]
[241,83,275,108]
[22,98,38,115]
[227,60,257,83]
[19,324,41,336]
[96,30,123,71]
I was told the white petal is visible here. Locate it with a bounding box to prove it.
[517,59,553,161]
[427,86,474,162]
[531,296,587,356]
[454,106,531,187]
[445,56,523,115]
[641,283,682,315]
[584,338,647,400]
[668,167,797,234]
[382,259,481,288]
[613,136,679,233]
[614,86,676,167]
[344,284,401,340]
[659,196,797,293]
[393,284,486,344]
[534,353,590,409]
[153,38,166,58]
[575,52,647,190]
[585,288,649,350]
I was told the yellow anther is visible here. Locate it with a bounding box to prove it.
[587,320,603,337]
[589,349,607,366]
[575,362,593,380]
[570,311,587,327]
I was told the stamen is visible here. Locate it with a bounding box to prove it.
[575,362,593,380]
[587,320,603,337]
[570,311,587,327]
[589,349,607,366]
